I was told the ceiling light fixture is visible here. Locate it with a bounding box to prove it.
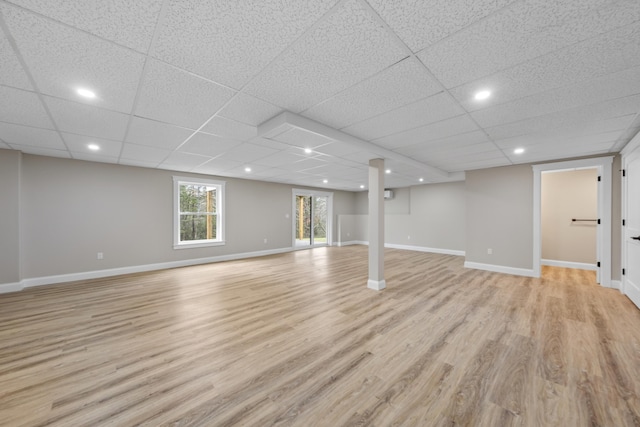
[304,148,312,154]
[244,167,252,172]
[323,179,328,184]
[385,169,391,174]
[513,147,525,154]
[360,184,365,189]
[87,143,100,151]
[474,90,491,101]
[77,87,96,99]
[419,178,424,182]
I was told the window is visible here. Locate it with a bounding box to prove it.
[173,176,225,248]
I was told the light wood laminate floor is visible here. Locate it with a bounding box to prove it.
[1,246,639,426]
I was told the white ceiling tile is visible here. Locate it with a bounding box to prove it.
[201,116,257,141]
[62,133,122,157]
[485,95,640,140]
[178,133,243,158]
[342,92,465,141]
[135,59,236,130]
[395,130,490,157]
[0,86,53,128]
[120,142,171,163]
[249,167,290,179]
[496,130,621,151]
[302,57,442,129]
[247,136,292,151]
[368,0,515,52]
[313,141,361,157]
[45,96,129,141]
[469,67,640,128]
[283,157,327,172]
[0,30,32,90]
[152,0,338,89]
[218,142,279,163]
[244,0,407,112]
[373,114,480,149]
[510,143,614,164]
[118,158,162,169]
[0,122,65,149]
[444,157,511,172]
[7,144,70,158]
[159,151,211,171]
[218,93,282,126]
[272,127,334,149]
[126,117,193,150]
[1,3,145,113]
[192,157,243,175]
[8,0,163,52]
[253,150,307,167]
[450,23,640,112]
[71,152,119,164]
[418,0,640,88]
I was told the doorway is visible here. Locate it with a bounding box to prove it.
[533,157,613,286]
[541,168,598,272]
[293,190,333,248]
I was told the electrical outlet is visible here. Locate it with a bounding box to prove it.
[487,248,492,255]
[264,238,268,244]
[97,252,104,260]
[347,232,350,237]
[407,235,411,240]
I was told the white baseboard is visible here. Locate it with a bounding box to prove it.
[338,240,465,257]
[0,282,24,294]
[464,261,537,277]
[335,240,367,247]
[541,259,597,271]
[10,247,293,293]
[609,280,622,291]
[367,279,386,291]
[384,243,465,257]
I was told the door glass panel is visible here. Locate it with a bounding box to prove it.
[313,196,327,245]
[295,195,311,247]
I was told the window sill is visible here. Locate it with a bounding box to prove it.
[173,240,226,250]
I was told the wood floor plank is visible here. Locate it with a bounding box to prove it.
[1,247,640,426]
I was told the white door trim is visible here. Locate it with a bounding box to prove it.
[532,156,613,286]
[292,189,334,248]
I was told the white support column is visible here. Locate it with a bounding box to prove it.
[368,158,386,290]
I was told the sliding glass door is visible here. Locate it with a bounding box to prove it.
[293,190,332,248]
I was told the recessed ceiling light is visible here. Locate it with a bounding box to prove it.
[244,167,252,172]
[514,147,525,154]
[360,184,365,189]
[419,178,424,182]
[385,169,391,174]
[323,179,328,184]
[304,148,312,154]
[77,87,96,99]
[474,90,491,101]
[87,143,100,151]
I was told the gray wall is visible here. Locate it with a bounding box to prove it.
[9,152,356,280]
[465,157,622,278]
[0,150,21,284]
[465,164,534,269]
[350,181,465,252]
[542,169,598,264]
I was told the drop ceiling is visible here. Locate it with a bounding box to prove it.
[0,0,639,191]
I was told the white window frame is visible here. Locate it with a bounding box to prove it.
[173,176,225,249]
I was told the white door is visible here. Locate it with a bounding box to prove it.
[623,150,640,309]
